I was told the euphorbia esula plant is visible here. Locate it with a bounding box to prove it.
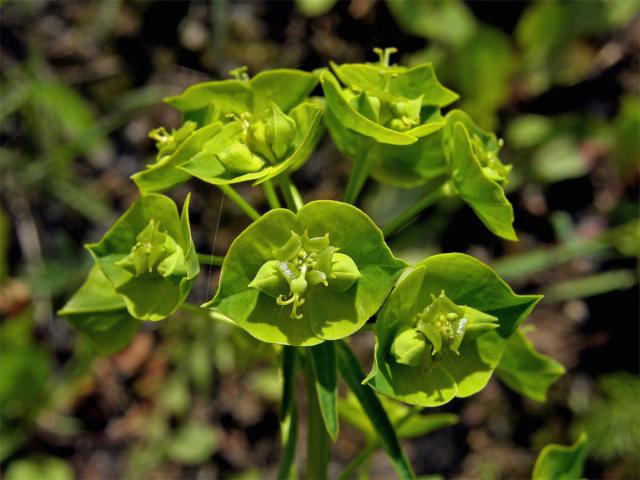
[60,49,568,479]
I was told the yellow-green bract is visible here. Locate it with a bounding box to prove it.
[179,100,324,187]
[443,110,516,240]
[83,193,199,321]
[132,69,320,193]
[204,200,407,346]
[365,253,541,407]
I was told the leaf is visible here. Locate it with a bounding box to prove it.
[496,329,565,403]
[331,63,458,108]
[339,392,458,440]
[167,422,218,465]
[86,194,199,321]
[164,69,317,118]
[250,69,319,113]
[320,72,418,146]
[131,122,223,193]
[447,118,516,241]
[532,137,588,182]
[366,253,541,407]
[295,0,338,16]
[369,130,448,188]
[574,373,640,465]
[309,341,339,440]
[164,79,252,114]
[532,433,588,480]
[386,0,476,47]
[0,314,51,445]
[206,201,407,346]
[452,26,514,129]
[6,456,73,480]
[336,340,415,480]
[58,265,138,355]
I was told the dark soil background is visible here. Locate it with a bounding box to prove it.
[1,1,639,479]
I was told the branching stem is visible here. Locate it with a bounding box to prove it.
[217,184,261,221]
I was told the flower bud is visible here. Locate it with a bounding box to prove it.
[391,325,431,367]
[248,260,288,298]
[351,92,381,123]
[216,143,265,173]
[116,220,183,277]
[415,291,468,355]
[328,253,361,292]
[265,103,297,159]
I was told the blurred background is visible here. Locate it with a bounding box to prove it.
[0,1,638,479]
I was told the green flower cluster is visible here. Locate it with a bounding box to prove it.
[249,230,361,319]
[132,69,323,192]
[59,194,198,352]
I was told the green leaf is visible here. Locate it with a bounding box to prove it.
[132,122,223,193]
[0,313,51,450]
[58,265,138,355]
[496,329,566,403]
[6,456,73,480]
[339,392,458,440]
[445,112,516,241]
[369,129,448,188]
[574,373,640,466]
[206,201,407,346]
[452,26,514,129]
[309,341,339,440]
[86,194,199,321]
[532,137,588,183]
[167,422,218,465]
[386,0,476,47]
[277,347,299,480]
[532,433,588,480]
[295,0,338,16]
[320,72,418,146]
[366,253,541,407]
[331,63,458,108]
[164,69,318,117]
[337,340,415,480]
[164,79,252,115]
[250,69,319,113]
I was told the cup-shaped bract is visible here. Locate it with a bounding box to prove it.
[323,48,458,143]
[178,100,324,186]
[132,69,320,193]
[443,110,516,240]
[365,253,541,407]
[205,200,407,346]
[86,194,199,321]
[58,265,139,355]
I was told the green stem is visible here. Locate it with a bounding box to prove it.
[338,406,420,480]
[278,175,304,212]
[196,253,224,266]
[383,182,446,239]
[344,148,371,205]
[217,184,261,221]
[179,302,236,327]
[277,347,299,480]
[263,179,282,210]
[336,340,415,480]
[303,351,330,479]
